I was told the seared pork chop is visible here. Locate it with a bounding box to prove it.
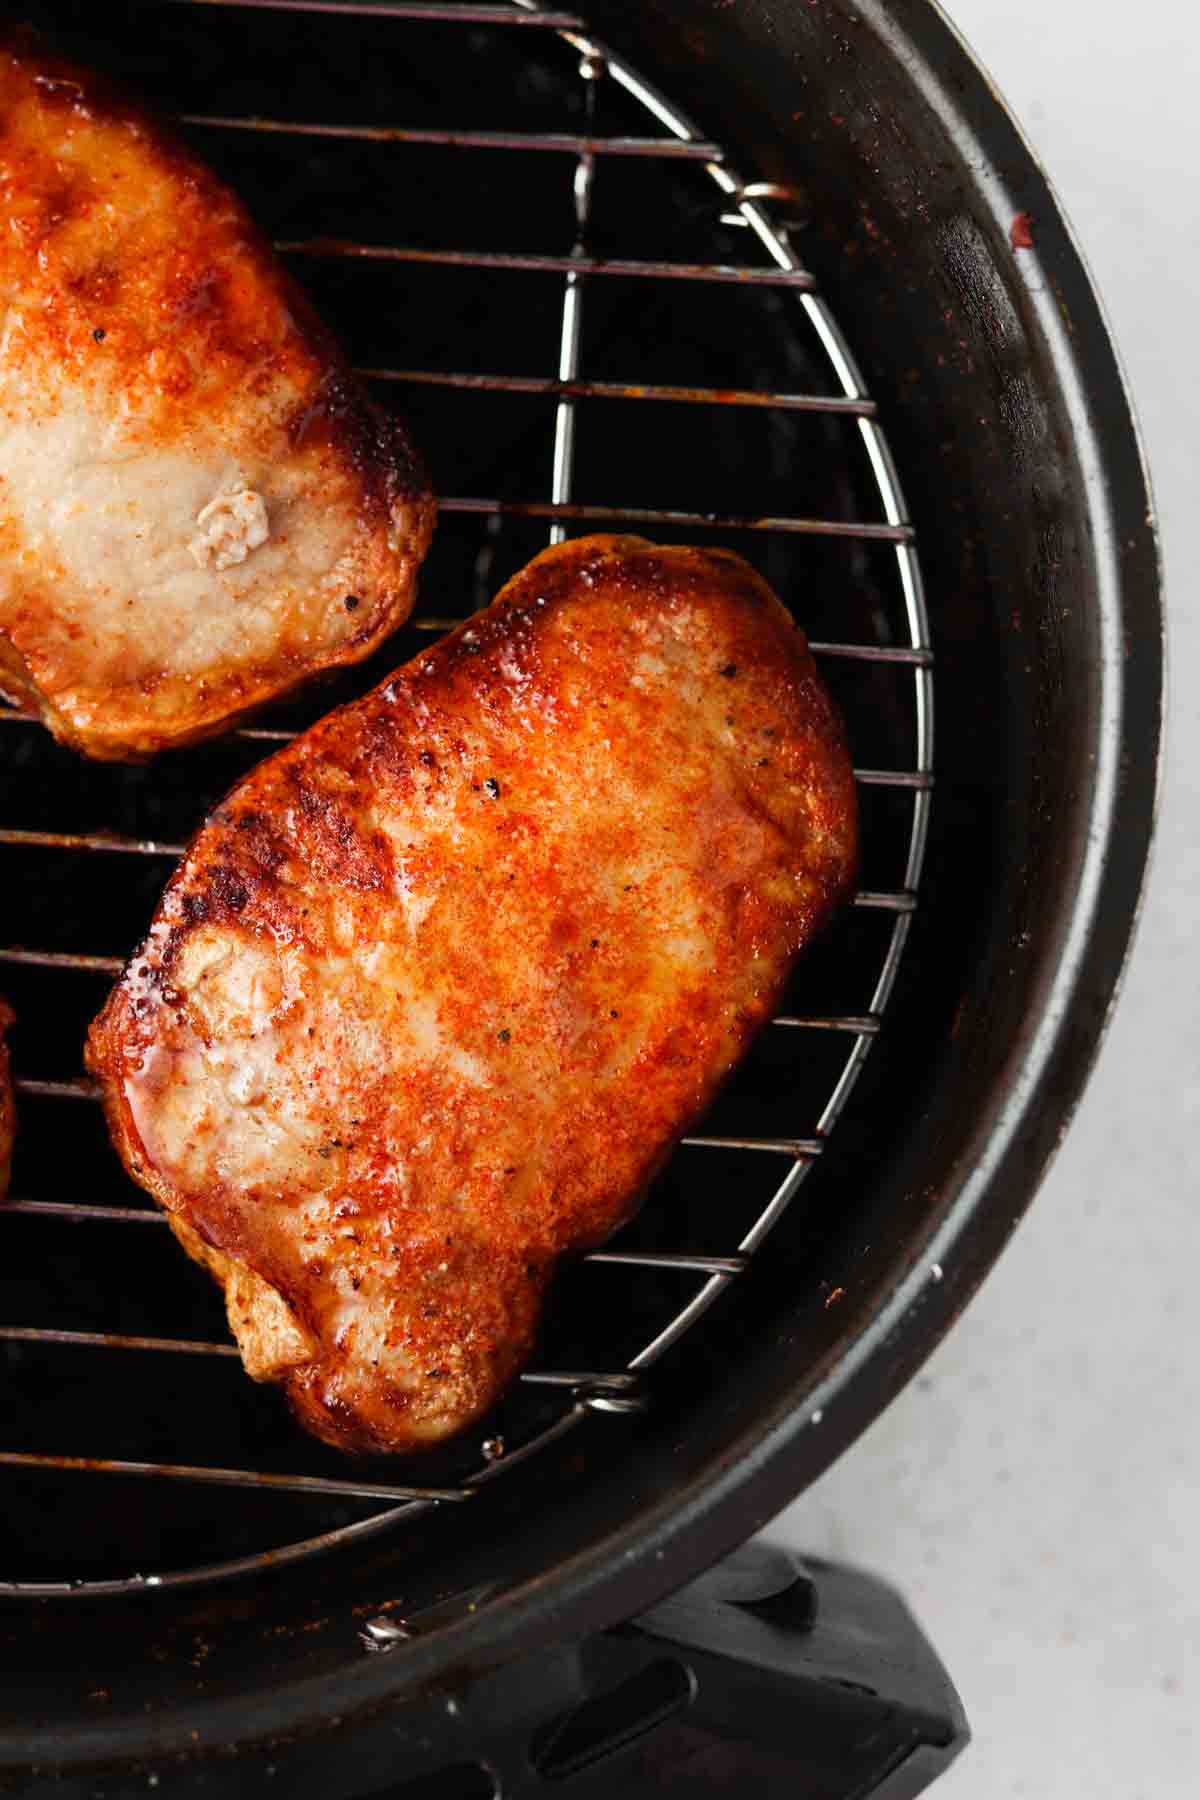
[0,38,433,759]
[88,537,857,1453]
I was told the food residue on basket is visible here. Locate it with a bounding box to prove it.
[1010,211,1034,250]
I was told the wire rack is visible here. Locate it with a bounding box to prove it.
[0,0,933,1597]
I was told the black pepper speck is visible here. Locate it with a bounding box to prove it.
[484,778,501,799]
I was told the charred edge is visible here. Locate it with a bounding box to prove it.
[285,368,434,514]
[279,766,387,891]
[208,865,250,915]
[229,808,292,878]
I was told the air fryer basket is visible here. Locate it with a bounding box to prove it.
[0,0,1160,1787]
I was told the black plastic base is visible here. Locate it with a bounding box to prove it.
[619,1543,970,1799]
[41,1544,967,1799]
[518,1543,970,1799]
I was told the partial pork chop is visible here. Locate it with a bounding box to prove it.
[0,38,434,759]
[88,536,857,1453]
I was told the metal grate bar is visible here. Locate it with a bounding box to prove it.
[628,1269,732,1373]
[546,52,596,546]
[404,625,932,659]
[0,828,184,857]
[799,640,932,665]
[439,498,912,540]
[0,840,919,883]
[0,719,929,790]
[0,1450,469,1505]
[465,1404,586,1489]
[0,948,124,975]
[0,1326,239,1357]
[0,633,921,662]
[854,890,917,913]
[0,1497,436,1598]
[279,241,817,287]
[0,949,878,1042]
[518,1368,639,1389]
[586,1250,745,1274]
[854,768,934,790]
[9,1081,837,1148]
[183,115,720,159]
[772,1013,881,1034]
[0,1324,633,1396]
[362,368,877,413]
[15,1078,101,1103]
[737,1161,814,1260]
[0,708,297,741]
[3,1202,161,1224]
[169,1,586,23]
[1,1201,747,1274]
[682,1133,821,1156]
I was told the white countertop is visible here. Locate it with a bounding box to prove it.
[775,3,1199,1793]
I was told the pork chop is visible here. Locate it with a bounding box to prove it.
[87,536,858,1453]
[0,37,434,759]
